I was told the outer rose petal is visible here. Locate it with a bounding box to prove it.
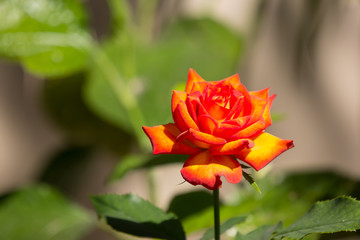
[232,83,252,116]
[235,132,294,171]
[181,150,243,190]
[249,87,269,100]
[210,139,254,155]
[185,68,206,94]
[219,74,241,86]
[246,95,268,126]
[142,124,200,155]
[171,90,187,113]
[262,94,275,127]
[173,101,199,132]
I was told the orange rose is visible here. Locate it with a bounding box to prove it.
[143,69,294,190]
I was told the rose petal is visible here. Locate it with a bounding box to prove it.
[263,94,275,127]
[214,117,250,139]
[214,124,241,139]
[171,90,187,114]
[225,96,244,120]
[143,124,200,155]
[197,115,218,135]
[233,83,252,116]
[235,132,294,171]
[173,101,199,132]
[210,139,254,155]
[185,96,199,122]
[205,100,230,120]
[246,95,268,126]
[250,87,269,100]
[229,119,266,140]
[191,81,209,94]
[217,74,241,88]
[223,117,250,128]
[177,128,226,149]
[181,150,243,190]
[185,68,206,94]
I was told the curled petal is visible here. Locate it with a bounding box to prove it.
[181,150,243,190]
[171,90,187,114]
[185,68,206,94]
[197,115,218,135]
[177,128,226,149]
[262,94,275,128]
[225,96,244,120]
[246,95,268,126]
[229,119,266,140]
[228,96,273,140]
[236,132,294,171]
[223,117,250,128]
[210,139,254,155]
[233,83,252,116]
[214,119,249,139]
[191,81,209,94]
[186,96,200,122]
[205,100,230,120]
[248,90,275,128]
[142,124,200,155]
[220,74,241,86]
[173,101,199,132]
[249,87,269,100]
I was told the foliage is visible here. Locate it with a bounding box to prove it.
[91,194,185,240]
[0,184,94,240]
[237,197,360,240]
[0,0,92,77]
[273,196,360,239]
[90,192,360,240]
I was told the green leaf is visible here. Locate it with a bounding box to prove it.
[273,196,360,239]
[168,191,214,220]
[0,184,94,240]
[0,0,92,77]
[84,35,148,149]
[91,194,185,240]
[200,216,247,240]
[235,223,282,240]
[182,172,360,234]
[107,0,131,33]
[43,73,133,153]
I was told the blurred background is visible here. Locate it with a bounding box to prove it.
[0,0,359,239]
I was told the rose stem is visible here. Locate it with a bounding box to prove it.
[213,188,220,240]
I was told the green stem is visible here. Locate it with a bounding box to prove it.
[93,48,149,151]
[213,188,220,240]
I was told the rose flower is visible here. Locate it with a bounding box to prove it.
[143,69,294,190]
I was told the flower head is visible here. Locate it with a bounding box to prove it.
[143,69,294,190]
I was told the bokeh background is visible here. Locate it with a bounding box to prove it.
[0,0,359,239]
